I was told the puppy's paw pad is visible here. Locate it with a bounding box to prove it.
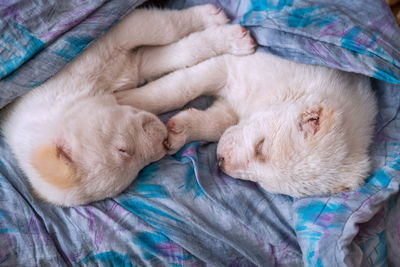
[167,118,184,134]
[200,4,229,27]
[227,25,256,55]
[165,117,188,154]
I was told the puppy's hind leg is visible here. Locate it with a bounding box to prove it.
[115,56,228,114]
[164,99,238,154]
[106,4,229,50]
[137,24,255,83]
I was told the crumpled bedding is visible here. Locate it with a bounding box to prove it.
[0,0,399,266]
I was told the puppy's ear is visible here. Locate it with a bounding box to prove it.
[298,104,335,138]
[31,144,80,190]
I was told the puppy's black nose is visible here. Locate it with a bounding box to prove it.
[217,157,225,170]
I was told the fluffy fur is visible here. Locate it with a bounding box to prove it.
[1,4,256,206]
[117,52,378,197]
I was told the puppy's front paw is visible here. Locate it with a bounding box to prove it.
[164,117,189,155]
[197,4,229,27]
[226,25,256,55]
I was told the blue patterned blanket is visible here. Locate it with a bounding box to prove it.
[0,0,399,266]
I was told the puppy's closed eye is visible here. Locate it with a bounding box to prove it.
[117,147,134,157]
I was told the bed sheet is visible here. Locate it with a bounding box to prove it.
[1,0,400,266]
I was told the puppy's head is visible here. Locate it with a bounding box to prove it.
[31,95,167,206]
[216,101,370,197]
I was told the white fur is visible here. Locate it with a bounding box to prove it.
[117,52,377,197]
[0,5,256,206]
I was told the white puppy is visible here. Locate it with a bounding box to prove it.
[1,5,256,206]
[117,52,377,197]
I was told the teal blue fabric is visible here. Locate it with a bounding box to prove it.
[1,0,400,266]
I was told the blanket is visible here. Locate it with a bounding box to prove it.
[0,0,399,266]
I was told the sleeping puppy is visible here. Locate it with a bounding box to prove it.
[116,52,377,197]
[1,4,255,206]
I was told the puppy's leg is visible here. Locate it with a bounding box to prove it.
[136,24,255,83]
[107,4,229,49]
[164,100,238,154]
[115,56,228,114]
